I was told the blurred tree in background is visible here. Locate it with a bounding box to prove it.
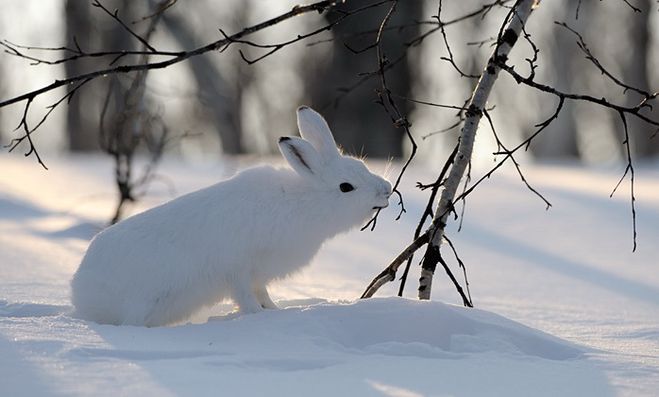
[161,5,247,154]
[305,0,422,158]
[2,0,658,161]
[64,0,141,152]
[410,0,658,165]
[622,0,658,158]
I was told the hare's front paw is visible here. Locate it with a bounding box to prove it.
[233,290,264,314]
[255,286,278,310]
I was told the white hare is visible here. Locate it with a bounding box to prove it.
[71,106,392,326]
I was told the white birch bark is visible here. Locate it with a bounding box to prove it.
[418,0,537,299]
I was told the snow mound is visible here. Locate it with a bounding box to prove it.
[193,297,582,361]
[285,298,583,359]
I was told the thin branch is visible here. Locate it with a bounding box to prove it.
[307,0,514,48]
[421,97,473,139]
[328,0,513,109]
[575,0,583,19]
[483,109,551,209]
[521,24,539,80]
[0,0,346,166]
[467,36,497,48]
[1,39,181,66]
[92,0,158,52]
[555,21,656,99]
[5,77,93,169]
[416,0,537,300]
[443,235,472,305]
[361,232,430,299]
[497,63,659,128]
[226,0,393,65]
[132,0,178,24]
[435,0,480,79]
[362,0,417,230]
[0,0,342,110]
[456,160,471,232]
[621,0,642,12]
[391,94,470,111]
[459,98,564,205]
[306,20,439,47]
[610,111,637,251]
[437,249,473,307]
[397,142,458,297]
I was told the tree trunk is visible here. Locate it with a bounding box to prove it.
[307,0,422,158]
[64,0,140,152]
[622,0,658,158]
[161,12,245,154]
[418,0,537,300]
[64,0,100,151]
[528,5,579,158]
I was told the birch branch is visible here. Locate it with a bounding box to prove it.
[417,0,536,299]
[360,0,537,301]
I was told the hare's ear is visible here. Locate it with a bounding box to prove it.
[278,136,322,176]
[296,106,340,161]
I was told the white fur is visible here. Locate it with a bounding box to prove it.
[71,106,392,326]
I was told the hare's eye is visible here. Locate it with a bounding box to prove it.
[339,183,354,193]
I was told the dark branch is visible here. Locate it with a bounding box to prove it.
[435,0,480,79]
[497,62,659,127]
[609,111,637,252]
[483,109,552,209]
[92,0,158,52]
[398,143,459,296]
[1,0,347,166]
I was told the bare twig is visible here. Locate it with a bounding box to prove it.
[226,0,393,65]
[329,0,513,110]
[397,143,458,297]
[99,0,173,224]
[436,248,473,307]
[575,0,583,19]
[443,235,472,304]
[92,0,158,52]
[5,77,93,169]
[361,0,416,230]
[497,63,659,128]
[361,232,430,299]
[417,0,536,300]
[621,0,642,13]
[435,0,480,79]
[361,0,537,301]
[555,21,656,100]
[610,111,637,251]
[132,0,178,24]
[1,39,181,66]
[483,109,551,209]
[459,98,565,205]
[0,0,347,167]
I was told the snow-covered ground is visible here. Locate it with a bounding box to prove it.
[1,154,658,396]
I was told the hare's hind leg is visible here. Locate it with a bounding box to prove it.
[254,285,278,309]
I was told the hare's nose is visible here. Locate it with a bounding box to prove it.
[382,181,393,196]
[378,188,392,199]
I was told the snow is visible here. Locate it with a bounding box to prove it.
[1,154,658,396]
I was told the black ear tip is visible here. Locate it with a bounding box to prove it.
[279,136,291,143]
[297,105,310,112]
